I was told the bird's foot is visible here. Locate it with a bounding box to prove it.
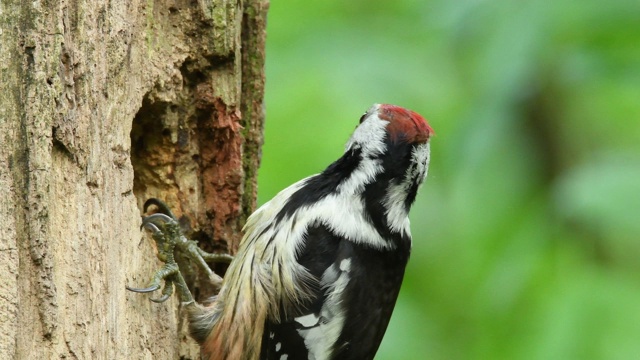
[126,198,234,303]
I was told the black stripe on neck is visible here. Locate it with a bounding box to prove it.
[276,147,363,223]
[362,140,416,247]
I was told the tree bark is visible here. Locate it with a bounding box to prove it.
[0,0,268,358]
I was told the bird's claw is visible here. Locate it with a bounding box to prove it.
[143,198,176,218]
[149,275,174,303]
[125,284,161,293]
[150,294,171,303]
[140,213,176,230]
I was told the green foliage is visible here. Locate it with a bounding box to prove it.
[259,0,640,358]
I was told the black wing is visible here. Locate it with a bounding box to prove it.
[260,224,410,360]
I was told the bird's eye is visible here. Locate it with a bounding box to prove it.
[359,113,367,124]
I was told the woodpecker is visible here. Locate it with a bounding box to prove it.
[128,103,434,360]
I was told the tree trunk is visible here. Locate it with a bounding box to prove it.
[0,0,268,358]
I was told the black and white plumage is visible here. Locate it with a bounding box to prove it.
[191,103,434,360]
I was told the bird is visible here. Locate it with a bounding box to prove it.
[128,103,434,360]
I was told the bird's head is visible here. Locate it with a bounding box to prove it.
[345,103,433,185]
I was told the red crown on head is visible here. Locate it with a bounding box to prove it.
[378,104,434,144]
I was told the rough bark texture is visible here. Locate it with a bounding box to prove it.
[0,0,268,358]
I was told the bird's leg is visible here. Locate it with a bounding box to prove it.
[126,198,233,303]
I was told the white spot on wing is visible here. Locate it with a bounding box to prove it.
[280,355,288,360]
[295,313,320,328]
[275,342,281,351]
[339,259,351,272]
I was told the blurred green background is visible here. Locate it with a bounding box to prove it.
[257,0,640,359]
